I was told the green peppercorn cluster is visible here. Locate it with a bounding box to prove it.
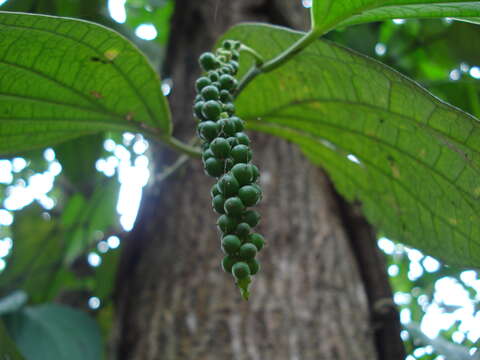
[194,40,265,299]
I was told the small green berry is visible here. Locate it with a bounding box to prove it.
[239,243,257,260]
[202,100,222,120]
[201,85,220,101]
[229,60,239,74]
[227,137,239,148]
[223,103,235,116]
[208,71,220,82]
[231,50,240,61]
[204,157,224,177]
[222,234,241,255]
[217,119,237,137]
[236,222,251,239]
[251,164,260,181]
[202,148,214,162]
[217,214,238,233]
[231,163,253,186]
[212,194,226,214]
[198,121,219,141]
[224,157,234,171]
[220,89,233,103]
[243,210,261,227]
[210,138,231,158]
[219,74,236,90]
[217,174,240,197]
[246,259,260,275]
[224,197,245,217]
[194,101,205,120]
[222,255,237,273]
[199,52,219,71]
[230,117,244,132]
[238,185,261,206]
[232,262,250,279]
[222,40,234,50]
[211,183,221,197]
[235,132,250,146]
[231,144,252,164]
[196,77,211,92]
[248,233,265,251]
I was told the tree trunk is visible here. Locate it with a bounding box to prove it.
[113,1,405,359]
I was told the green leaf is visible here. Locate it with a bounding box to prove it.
[0,12,171,155]
[0,204,63,301]
[4,304,101,360]
[0,319,24,360]
[311,0,480,34]
[226,24,480,268]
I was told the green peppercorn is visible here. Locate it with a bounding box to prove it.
[220,89,233,103]
[217,214,238,233]
[223,103,235,116]
[246,259,260,275]
[222,40,234,50]
[224,158,234,171]
[198,121,219,141]
[251,164,260,181]
[243,210,261,227]
[219,74,236,91]
[202,148,214,162]
[229,60,239,74]
[196,77,211,92]
[202,100,222,120]
[236,222,251,239]
[239,243,257,260]
[210,137,231,158]
[199,52,219,71]
[231,50,240,61]
[212,194,226,214]
[248,233,265,251]
[230,117,244,132]
[231,144,252,164]
[231,163,253,186]
[224,197,245,217]
[222,255,237,273]
[232,262,250,279]
[208,71,219,82]
[227,137,239,148]
[211,183,221,197]
[235,132,250,146]
[194,101,205,120]
[204,157,224,177]
[218,174,240,197]
[217,119,237,137]
[201,85,220,101]
[222,234,241,255]
[238,185,261,206]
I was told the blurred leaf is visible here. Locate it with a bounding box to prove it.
[0,319,24,360]
[4,303,101,360]
[0,12,171,155]
[55,134,105,195]
[125,0,173,44]
[94,247,121,299]
[0,0,35,12]
[0,204,63,301]
[225,24,480,268]
[64,179,120,264]
[311,0,480,33]
[0,291,27,315]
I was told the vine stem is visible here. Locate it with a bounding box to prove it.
[235,30,319,97]
[162,136,202,158]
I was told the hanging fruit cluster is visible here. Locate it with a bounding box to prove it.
[194,40,265,300]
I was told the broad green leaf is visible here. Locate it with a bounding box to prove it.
[4,304,101,360]
[311,0,480,34]
[0,12,171,155]
[0,319,24,360]
[225,24,480,268]
[338,3,480,28]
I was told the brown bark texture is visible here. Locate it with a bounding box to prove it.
[113,1,405,359]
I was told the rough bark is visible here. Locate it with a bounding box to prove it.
[113,1,405,359]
